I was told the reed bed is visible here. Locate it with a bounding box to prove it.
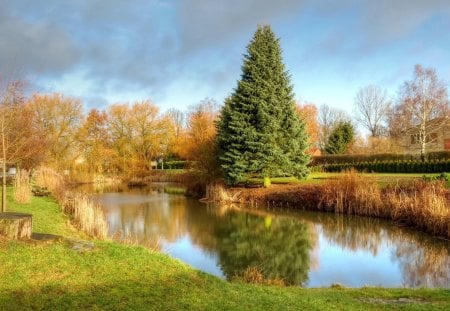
[33,167,108,239]
[319,171,384,217]
[319,171,450,238]
[126,170,189,186]
[13,169,31,204]
[204,183,241,203]
[223,170,450,238]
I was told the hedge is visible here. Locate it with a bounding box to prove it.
[157,161,187,169]
[311,151,450,166]
[318,159,450,173]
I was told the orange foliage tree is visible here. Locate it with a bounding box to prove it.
[108,100,171,175]
[180,98,221,179]
[77,109,114,173]
[27,93,83,169]
[296,102,320,155]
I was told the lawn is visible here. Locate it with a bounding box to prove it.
[1,188,449,310]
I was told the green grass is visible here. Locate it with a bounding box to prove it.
[1,187,449,310]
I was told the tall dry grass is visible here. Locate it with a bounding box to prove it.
[319,170,450,238]
[13,169,31,204]
[203,183,242,203]
[231,266,285,286]
[385,181,450,238]
[62,194,108,239]
[319,171,383,217]
[33,167,109,239]
[34,167,65,200]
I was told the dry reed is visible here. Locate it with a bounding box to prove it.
[33,166,109,239]
[232,266,285,286]
[204,183,241,203]
[66,194,108,239]
[13,169,31,204]
[319,170,384,217]
[319,170,450,238]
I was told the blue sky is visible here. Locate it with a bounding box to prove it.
[1,0,450,114]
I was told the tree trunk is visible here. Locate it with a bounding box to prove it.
[1,115,6,212]
[420,139,426,162]
[0,212,33,239]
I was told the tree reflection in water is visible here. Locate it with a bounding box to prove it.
[282,210,450,288]
[214,211,313,286]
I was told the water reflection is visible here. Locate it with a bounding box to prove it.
[85,183,450,288]
[215,212,313,285]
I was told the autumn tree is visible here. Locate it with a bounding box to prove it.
[354,85,390,138]
[108,101,170,175]
[27,93,83,169]
[77,109,113,173]
[391,65,449,159]
[181,98,220,180]
[0,81,44,212]
[296,103,320,154]
[318,104,349,152]
[165,108,186,158]
[217,25,309,185]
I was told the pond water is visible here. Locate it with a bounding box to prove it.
[81,182,450,288]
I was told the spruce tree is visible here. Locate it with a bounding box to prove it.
[324,121,354,154]
[217,25,310,185]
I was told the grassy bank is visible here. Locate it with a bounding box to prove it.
[1,188,450,310]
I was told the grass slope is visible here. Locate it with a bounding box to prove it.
[0,188,449,310]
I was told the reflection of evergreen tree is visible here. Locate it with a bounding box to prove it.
[215,212,312,285]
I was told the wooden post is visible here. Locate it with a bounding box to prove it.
[0,212,33,239]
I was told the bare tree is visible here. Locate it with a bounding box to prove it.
[318,104,349,152]
[354,85,390,138]
[393,65,449,160]
[166,108,186,139]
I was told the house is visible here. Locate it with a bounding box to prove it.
[401,117,450,153]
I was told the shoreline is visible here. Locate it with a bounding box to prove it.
[207,176,450,240]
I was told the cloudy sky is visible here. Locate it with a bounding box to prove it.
[1,0,450,113]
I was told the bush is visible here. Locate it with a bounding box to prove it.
[319,159,450,173]
[423,172,449,182]
[311,151,450,166]
[156,161,187,170]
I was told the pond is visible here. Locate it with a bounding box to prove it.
[81,182,450,288]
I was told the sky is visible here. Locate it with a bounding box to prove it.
[1,0,450,114]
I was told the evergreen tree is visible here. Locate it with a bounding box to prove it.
[324,121,354,154]
[217,25,309,185]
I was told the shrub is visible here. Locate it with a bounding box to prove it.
[156,160,187,169]
[311,151,450,166]
[319,159,450,173]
